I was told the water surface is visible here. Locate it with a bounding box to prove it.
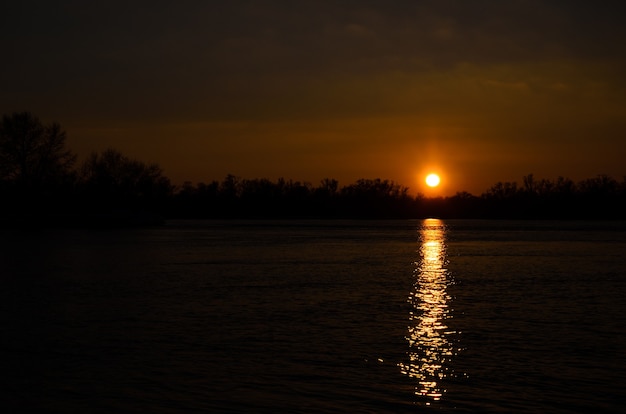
[1,220,625,412]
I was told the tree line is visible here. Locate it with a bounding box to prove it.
[1,112,625,224]
[0,112,171,225]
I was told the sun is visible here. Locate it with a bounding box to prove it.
[425,173,441,187]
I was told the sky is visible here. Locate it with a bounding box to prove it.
[2,0,625,196]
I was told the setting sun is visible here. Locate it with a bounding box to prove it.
[425,173,441,187]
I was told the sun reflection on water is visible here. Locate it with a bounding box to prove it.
[399,218,458,404]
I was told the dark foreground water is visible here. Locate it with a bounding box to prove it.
[1,220,625,413]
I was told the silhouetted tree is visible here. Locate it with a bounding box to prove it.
[79,148,171,212]
[0,112,76,196]
[522,174,536,195]
[172,180,220,217]
[483,180,519,200]
[219,174,241,199]
[340,178,412,217]
[239,178,281,217]
[318,178,339,196]
[447,191,482,218]
[310,178,340,216]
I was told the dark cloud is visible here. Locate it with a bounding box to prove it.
[3,1,625,120]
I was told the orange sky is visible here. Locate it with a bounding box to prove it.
[2,1,625,195]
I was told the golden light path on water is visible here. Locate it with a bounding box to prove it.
[399,218,458,404]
